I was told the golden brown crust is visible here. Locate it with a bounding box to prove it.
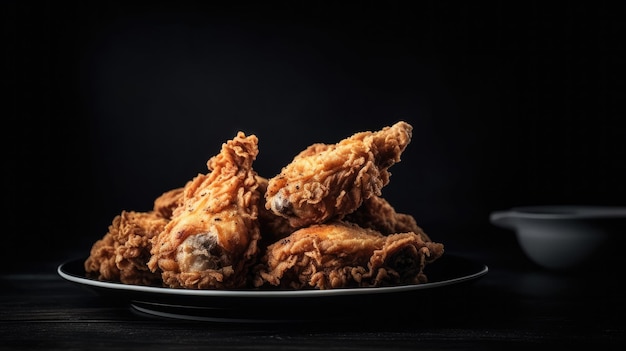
[86,121,445,291]
[254,221,444,290]
[343,195,431,241]
[84,210,168,286]
[147,132,261,289]
[264,121,413,228]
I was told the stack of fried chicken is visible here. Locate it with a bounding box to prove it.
[84,121,445,290]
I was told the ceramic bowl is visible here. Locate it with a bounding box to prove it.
[490,205,626,270]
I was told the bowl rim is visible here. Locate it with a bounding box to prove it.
[497,205,626,220]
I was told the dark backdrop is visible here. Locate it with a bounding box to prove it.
[5,1,625,271]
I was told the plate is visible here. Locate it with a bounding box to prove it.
[58,254,488,323]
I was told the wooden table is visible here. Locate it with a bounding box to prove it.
[2,243,624,350]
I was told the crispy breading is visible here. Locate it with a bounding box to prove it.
[344,195,431,241]
[254,221,444,290]
[147,132,261,289]
[84,210,168,286]
[86,122,446,291]
[265,121,413,228]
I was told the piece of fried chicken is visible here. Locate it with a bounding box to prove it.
[344,195,431,242]
[265,121,413,228]
[84,186,186,286]
[84,210,169,286]
[253,221,444,290]
[148,132,261,289]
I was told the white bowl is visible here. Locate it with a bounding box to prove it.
[490,205,626,270]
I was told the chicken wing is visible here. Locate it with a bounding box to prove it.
[84,210,169,286]
[265,121,413,228]
[254,221,444,290]
[147,132,261,289]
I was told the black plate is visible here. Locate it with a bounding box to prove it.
[58,254,488,323]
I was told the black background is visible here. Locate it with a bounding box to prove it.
[5,1,625,272]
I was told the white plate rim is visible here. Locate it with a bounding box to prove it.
[57,255,488,298]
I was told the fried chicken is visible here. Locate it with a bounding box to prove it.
[254,221,444,290]
[84,210,169,286]
[147,132,261,289]
[265,121,413,228]
[344,195,431,242]
[85,121,446,293]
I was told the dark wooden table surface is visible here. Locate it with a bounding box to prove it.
[2,238,625,351]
